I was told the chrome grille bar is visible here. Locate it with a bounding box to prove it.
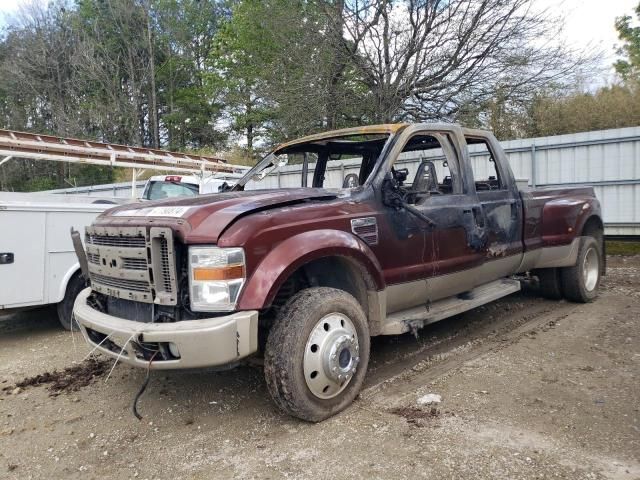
[86,234,146,248]
[122,258,147,270]
[91,273,151,293]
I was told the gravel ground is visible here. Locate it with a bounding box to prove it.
[0,255,638,479]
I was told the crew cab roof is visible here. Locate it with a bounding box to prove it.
[273,123,501,154]
[275,123,408,152]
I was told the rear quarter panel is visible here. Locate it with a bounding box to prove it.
[521,186,602,250]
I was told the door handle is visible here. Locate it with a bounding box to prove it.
[0,253,14,264]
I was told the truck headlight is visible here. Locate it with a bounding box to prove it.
[188,246,246,312]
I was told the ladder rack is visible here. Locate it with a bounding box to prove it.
[0,128,245,175]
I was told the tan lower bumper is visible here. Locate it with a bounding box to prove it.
[73,288,259,370]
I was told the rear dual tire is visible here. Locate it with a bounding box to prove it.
[536,236,602,303]
[264,287,370,422]
[560,236,601,303]
[534,267,563,300]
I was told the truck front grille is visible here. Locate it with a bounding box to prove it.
[85,226,178,305]
[86,234,146,248]
[122,257,147,270]
[158,237,173,293]
[91,273,151,293]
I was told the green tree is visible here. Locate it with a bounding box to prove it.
[0,1,115,190]
[0,0,230,191]
[211,0,371,149]
[154,0,228,150]
[615,4,640,81]
[521,84,640,138]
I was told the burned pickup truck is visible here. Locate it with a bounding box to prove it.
[73,124,604,421]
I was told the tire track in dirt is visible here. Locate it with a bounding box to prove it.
[360,295,578,407]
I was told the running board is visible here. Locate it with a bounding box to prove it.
[381,278,521,335]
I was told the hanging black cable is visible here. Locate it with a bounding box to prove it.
[132,351,158,420]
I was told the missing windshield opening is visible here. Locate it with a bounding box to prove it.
[236,133,392,191]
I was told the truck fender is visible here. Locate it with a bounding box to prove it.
[54,262,81,304]
[237,230,385,310]
[540,198,602,246]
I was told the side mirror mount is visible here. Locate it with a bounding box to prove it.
[395,168,409,185]
[382,172,436,228]
[253,155,289,181]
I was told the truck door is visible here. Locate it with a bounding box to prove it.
[379,125,488,306]
[463,132,523,281]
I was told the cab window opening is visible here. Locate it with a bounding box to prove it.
[391,133,461,204]
[465,136,505,191]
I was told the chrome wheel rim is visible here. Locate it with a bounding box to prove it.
[303,312,360,399]
[583,247,599,292]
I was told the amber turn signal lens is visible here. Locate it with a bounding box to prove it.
[192,264,245,281]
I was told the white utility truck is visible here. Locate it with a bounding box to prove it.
[0,192,125,329]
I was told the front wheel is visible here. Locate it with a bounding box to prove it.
[264,287,370,422]
[56,272,87,331]
[561,236,602,303]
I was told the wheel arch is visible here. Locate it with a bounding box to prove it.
[539,197,603,247]
[238,230,385,330]
[580,214,604,237]
[53,262,82,304]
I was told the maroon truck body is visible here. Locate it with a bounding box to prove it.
[93,185,601,303]
[73,123,604,421]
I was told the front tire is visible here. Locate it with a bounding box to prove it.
[264,287,370,422]
[561,236,602,303]
[56,272,86,331]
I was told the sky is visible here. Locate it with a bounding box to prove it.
[0,0,637,73]
[542,0,637,61]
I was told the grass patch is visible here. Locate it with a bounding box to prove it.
[606,240,640,256]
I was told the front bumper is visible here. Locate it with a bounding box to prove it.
[73,288,259,370]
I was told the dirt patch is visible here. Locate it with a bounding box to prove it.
[3,358,110,396]
[389,405,441,426]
